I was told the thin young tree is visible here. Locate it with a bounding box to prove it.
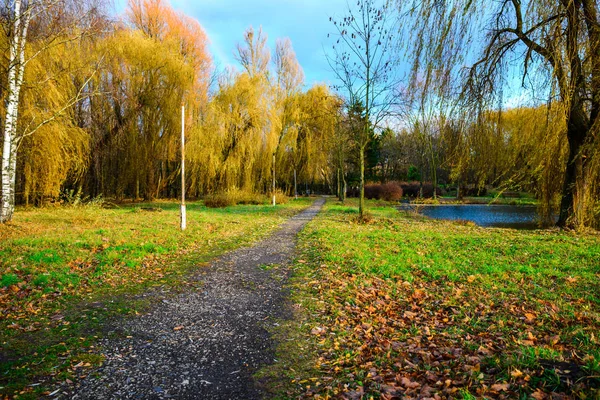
[327,0,399,219]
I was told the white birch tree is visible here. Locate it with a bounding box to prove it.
[1,0,32,223]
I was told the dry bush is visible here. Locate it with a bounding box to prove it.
[365,184,383,200]
[399,181,421,198]
[203,192,235,208]
[204,189,268,208]
[380,182,403,201]
[271,189,289,205]
[228,188,267,205]
[399,181,442,198]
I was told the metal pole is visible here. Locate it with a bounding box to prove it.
[294,168,297,200]
[272,153,276,206]
[181,104,186,230]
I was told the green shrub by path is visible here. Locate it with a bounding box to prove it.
[263,199,600,399]
[0,198,312,397]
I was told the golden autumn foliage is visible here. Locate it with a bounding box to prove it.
[4,1,341,205]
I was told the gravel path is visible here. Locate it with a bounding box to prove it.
[62,198,325,400]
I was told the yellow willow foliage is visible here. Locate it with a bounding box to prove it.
[21,124,89,202]
[294,84,340,184]
[481,105,568,224]
[127,0,211,106]
[272,38,304,180]
[573,125,600,230]
[188,72,273,193]
[98,29,198,199]
[17,36,94,202]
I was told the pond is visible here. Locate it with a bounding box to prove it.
[398,204,544,229]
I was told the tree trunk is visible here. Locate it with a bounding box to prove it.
[294,168,298,199]
[432,163,438,200]
[557,104,588,228]
[359,145,365,219]
[1,0,29,224]
[1,138,18,223]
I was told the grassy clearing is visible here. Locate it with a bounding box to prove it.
[264,199,600,399]
[0,198,311,397]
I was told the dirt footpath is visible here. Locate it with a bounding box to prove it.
[61,198,325,400]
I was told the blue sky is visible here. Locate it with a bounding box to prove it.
[113,0,347,87]
[111,0,535,110]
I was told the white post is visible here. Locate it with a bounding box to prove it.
[272,153,276,206]
[294,168,297,200]
[180,104,186,230]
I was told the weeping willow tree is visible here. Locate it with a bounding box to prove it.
[270,38,304,203]
[187,26,275,195]
[400,0,600,229]
[92,29,194,200]
[294,84,342,194]
[474,105,568,225]
[2,5,338,210]
[188,26,338,198]
[86,0,211,200]
[189,72,273,193]
[16,32,98,205]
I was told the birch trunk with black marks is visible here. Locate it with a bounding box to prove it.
[1,0,31,223]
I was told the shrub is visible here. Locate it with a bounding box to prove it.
[204,189,268,208]
[463,185,488,197]
[228,188,266,205]
[381,182,403,201]
[60,188,106,208]
[421,183,443,198]
[399,181,442,198]
[399,181,421,198]
[364,184,383,200]
[364,182,403,201]
[270,189,289,205]
[204,192,236,208]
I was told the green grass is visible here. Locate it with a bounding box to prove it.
[0,198,312,397]
[263,199,600,399]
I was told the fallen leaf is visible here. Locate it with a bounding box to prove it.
[524,312,536,322]
[491,383,510,392]
[510,369,523,378]
[401,377,420,389]
[173,326,184,331]
[531,389,547,399]
[311,326,326,335]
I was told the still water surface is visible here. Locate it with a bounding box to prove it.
[398,204,542,229]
